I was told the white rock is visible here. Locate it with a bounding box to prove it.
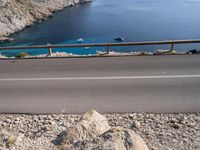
[69,127,149,150]
[132,120,141,129]
[59,109,111,147]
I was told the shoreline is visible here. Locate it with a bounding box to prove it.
[0,49,199,59]
[0,0,91,42]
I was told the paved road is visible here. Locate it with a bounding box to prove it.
[0,55,200,114]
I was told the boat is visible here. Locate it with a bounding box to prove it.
[77,38,84,43]
[114,36,125,42]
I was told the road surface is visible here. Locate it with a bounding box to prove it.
[0,55,200,114]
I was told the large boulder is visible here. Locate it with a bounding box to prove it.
[68,127,149,150]
[58,110,111,148]
[57,110,149,150]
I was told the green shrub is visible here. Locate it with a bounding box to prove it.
[15,52,30,58]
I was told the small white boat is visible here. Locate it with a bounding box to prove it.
[77,38,84,43]
[114,36,125,42]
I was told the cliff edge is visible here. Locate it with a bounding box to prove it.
[0,0,91,41]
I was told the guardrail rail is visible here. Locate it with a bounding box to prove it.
[1,39,200,57]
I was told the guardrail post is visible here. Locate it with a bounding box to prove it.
[169,41,175,52]
[47,43,52,56]
[106,43,110,54]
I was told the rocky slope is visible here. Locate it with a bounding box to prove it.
[0,0,91,41]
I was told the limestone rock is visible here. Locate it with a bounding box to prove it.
[0,37,14,42]
[59,110,111,148]
[131,120,141,129]
[154,49,178,55]
[0,0,91,38]
[68,127,149,150]
[57,110,149,150]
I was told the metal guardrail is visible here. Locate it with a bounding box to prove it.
[1,39,200,56]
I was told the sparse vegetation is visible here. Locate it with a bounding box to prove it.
[5,135,16,148]
[0,128,17,149]
[15,52,30,58]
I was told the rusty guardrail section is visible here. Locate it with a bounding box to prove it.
[1,39,200,56]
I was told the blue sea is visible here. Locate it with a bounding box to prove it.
[1,0,200,57]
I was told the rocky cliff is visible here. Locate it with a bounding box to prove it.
[0,0,91,41]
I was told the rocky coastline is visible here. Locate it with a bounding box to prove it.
[0,49,199,59]
[0,0,91,42]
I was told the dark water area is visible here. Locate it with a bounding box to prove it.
[1,0,200,56]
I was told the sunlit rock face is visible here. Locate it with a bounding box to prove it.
[0,0,91,39]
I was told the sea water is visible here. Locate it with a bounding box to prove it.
[1,0,200,56]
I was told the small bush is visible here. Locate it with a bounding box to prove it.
[6,135,16,148]
[15,52,30,58]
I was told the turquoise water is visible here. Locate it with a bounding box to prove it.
[1,0,200,56]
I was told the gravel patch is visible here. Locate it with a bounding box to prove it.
[0,113,199,150]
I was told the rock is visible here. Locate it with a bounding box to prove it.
[68,127,149,150]
[154,49,178,55]
[131,52,153,56]
[187,121,196,127]
[172,139,178,143]
[0,37,14,42]
[179,116,187,124]
[0,0,91,37]
[58,110,111,148]
[186,49,200,54]
[57,110,149,150]
[131,120,141,129]
[171,123,181,129]
[128,114,136,119]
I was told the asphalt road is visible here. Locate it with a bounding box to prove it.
[0,55,200,114]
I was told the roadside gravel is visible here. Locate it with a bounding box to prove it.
[0,113,199,150]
